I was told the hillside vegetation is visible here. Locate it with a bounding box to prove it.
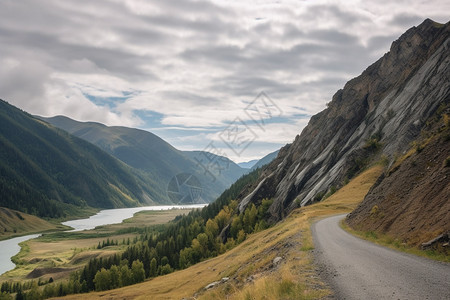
[0,100,167,218]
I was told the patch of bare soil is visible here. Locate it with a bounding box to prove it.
[26,267,76,280]
[347,133,449,251]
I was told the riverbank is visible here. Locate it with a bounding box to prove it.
[0,207,199,283]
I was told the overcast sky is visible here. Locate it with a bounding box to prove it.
[0,0,448,163]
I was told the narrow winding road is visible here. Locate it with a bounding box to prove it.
[312,214,450,300]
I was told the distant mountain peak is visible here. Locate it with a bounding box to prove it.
[237,159,259,169]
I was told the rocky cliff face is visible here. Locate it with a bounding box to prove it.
[238,19,450,221]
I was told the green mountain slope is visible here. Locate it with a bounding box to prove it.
[39,116,247,203]
[0,100,167,218]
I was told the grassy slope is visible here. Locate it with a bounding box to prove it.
[60,165,383,300]
[0,207,68,240]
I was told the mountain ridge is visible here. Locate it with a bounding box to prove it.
[39,115,247,203]
[237,159,258,169]
[233,19,449,221]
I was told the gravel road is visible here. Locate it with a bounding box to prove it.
[312,214,450,300]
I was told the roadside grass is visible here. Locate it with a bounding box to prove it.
[340,221,450,263]
[59,165,384,300]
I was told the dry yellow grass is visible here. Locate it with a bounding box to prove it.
[0,207,66,240]
[59,165,383,300]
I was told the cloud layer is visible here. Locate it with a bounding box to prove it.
[0,0,448,162]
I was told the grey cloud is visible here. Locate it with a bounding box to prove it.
[389,13,424,27]
[210,75,299,98]
[115,27,169,45]
[181,44,246,65]
[0,1,160,78]
[0,59,50,112]
[367,35,398,53]
[310,29,359,45]
[281,24,306,40]
[303,4,366,26]
[158,90,221,107]
[179,25,364,75]
[0,26,157,80]
[155,0,235,17]
[253,21,274,35]
[137,13,241,41]
[246,42,360,74]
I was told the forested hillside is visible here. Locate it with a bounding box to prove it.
[0,100,168,218]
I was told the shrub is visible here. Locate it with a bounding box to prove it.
[370,205,379,215]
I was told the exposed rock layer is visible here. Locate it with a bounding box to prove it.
[238,19,450,221]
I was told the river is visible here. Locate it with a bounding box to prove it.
[0,234,41,276]
[0,204,206,275]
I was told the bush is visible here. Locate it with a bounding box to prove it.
[159,264,173,275]
[364,138,382,151]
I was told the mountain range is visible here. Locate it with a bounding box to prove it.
[0,102,278,218]
[38,116,252,203]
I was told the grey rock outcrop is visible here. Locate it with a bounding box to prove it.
[239,19,450,221]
